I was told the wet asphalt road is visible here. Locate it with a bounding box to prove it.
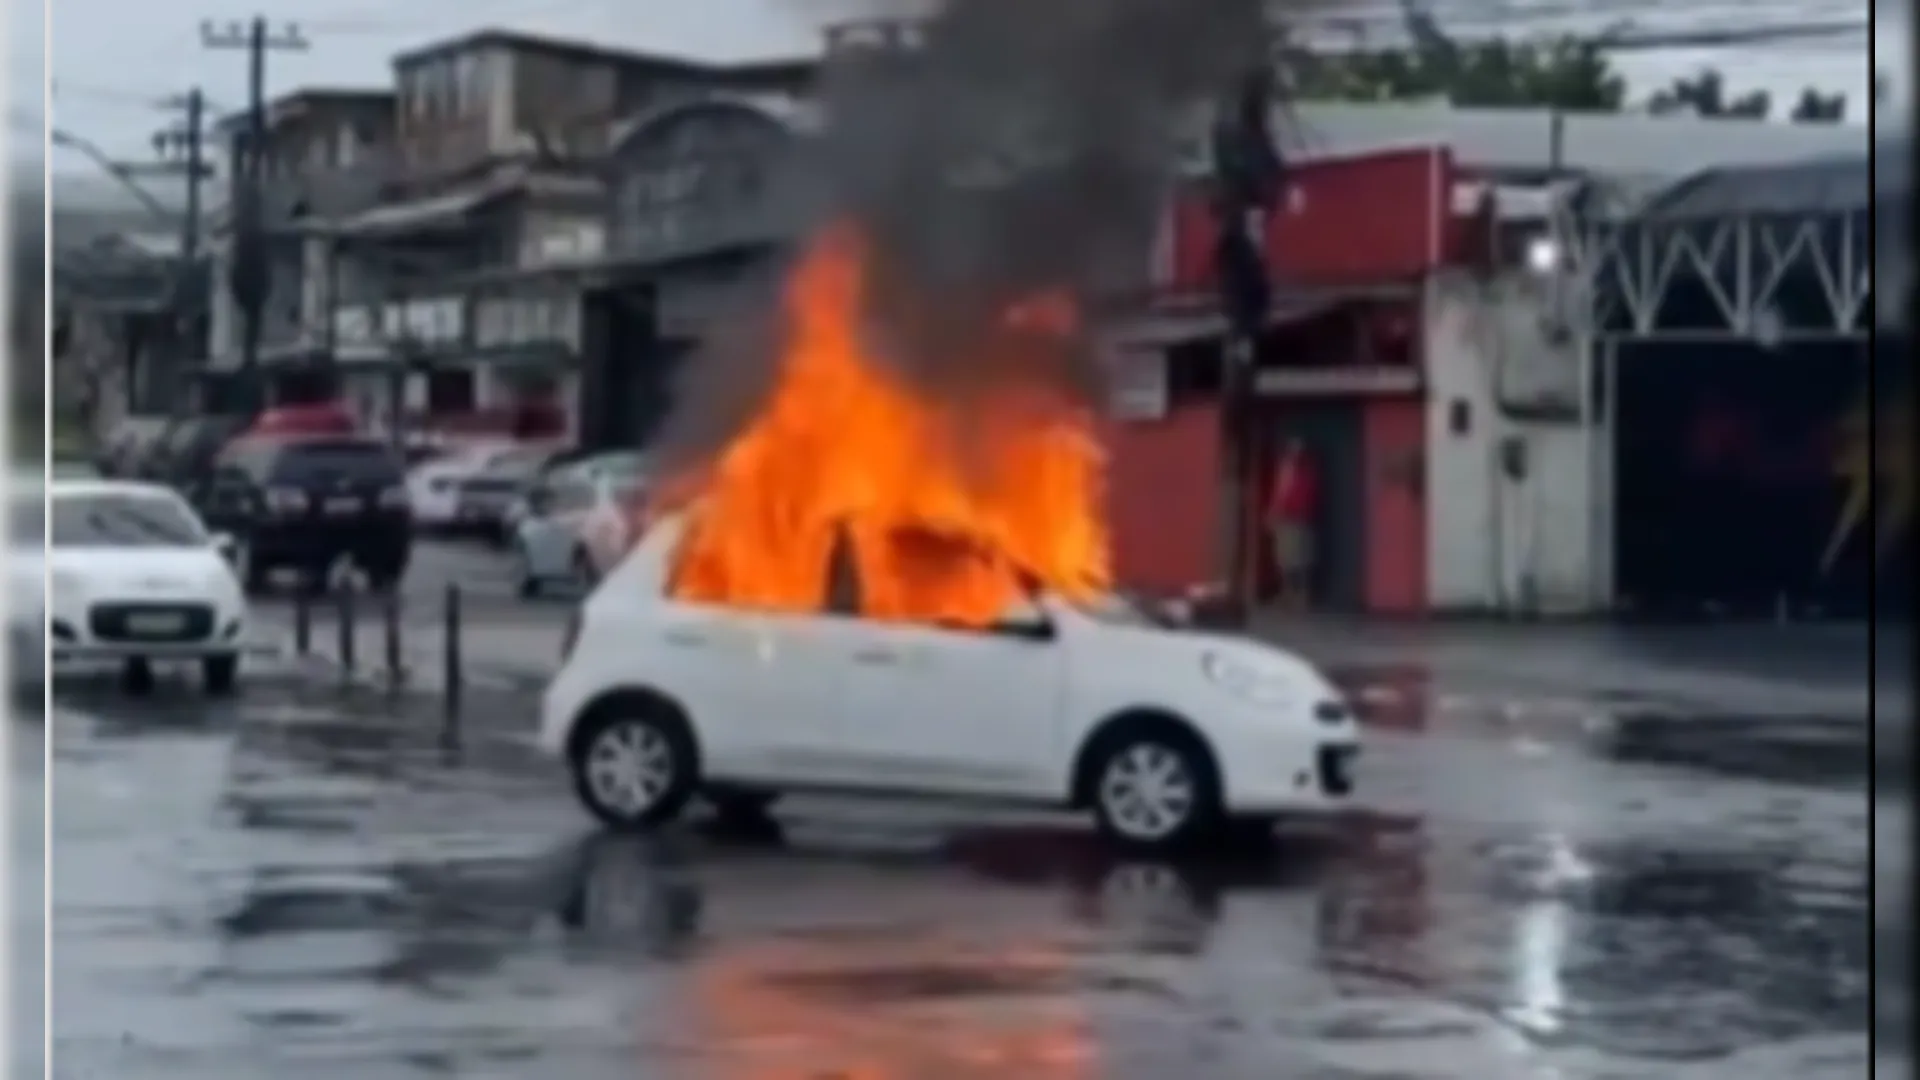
[41,540,1898,1079]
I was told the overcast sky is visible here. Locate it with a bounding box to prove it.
[9,0,1897,181]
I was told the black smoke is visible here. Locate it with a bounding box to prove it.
[654,0,1275,475]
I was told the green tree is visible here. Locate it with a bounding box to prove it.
[1646,68,1771,119]
[1281,2,1627,110]
[1789,86,1848,123]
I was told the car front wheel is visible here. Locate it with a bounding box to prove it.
[1089,732,1222,853]
[569,709,699,831]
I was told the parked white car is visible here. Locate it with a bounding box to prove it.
[511,456,648,595]
[539,515,1361,852]
[33,479,249,694]
[406,442,535,530]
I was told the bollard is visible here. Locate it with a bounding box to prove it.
[337,584,357,675]
[441,583,462,748]
[292,587,311,655]
[383,588,403,687]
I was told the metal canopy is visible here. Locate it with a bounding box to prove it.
[1552,150,1881,344]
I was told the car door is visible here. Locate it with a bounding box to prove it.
[826,605,1069,797]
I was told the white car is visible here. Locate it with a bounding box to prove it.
[512,459,647,595]
[539,515,1361,852]
[405,442,533,530]
[31,479,249,694]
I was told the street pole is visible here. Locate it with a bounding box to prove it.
[151,89,213,403]
[200,17,310,412]
[1209,67,1284,620]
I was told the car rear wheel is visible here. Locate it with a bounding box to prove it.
[1089,732,1222,853]
[203,654,240,696]
[569,709,699,831]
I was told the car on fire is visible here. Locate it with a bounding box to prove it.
[539,515,1361,853]
[22,478,249,694]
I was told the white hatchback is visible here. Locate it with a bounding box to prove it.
[22,479,250,694]
[539,516,1361,852]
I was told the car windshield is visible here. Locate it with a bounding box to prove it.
[51,492,207,548]
[269,439,403,484]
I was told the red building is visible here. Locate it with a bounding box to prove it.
[1103,144,1469,615]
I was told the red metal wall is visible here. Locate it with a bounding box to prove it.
[1361,397,1428,613]
[1102,403,1220,597]
[1158,145,1454,296]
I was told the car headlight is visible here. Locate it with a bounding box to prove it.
[1201,651,1297,705]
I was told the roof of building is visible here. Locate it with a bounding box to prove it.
[1266,102,1871,181]
[392,26,815,76]
[214,87,394,136]
[1630,134,1897,222]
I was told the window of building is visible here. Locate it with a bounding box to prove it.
[455,53,484,116]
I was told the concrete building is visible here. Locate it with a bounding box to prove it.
[310,29,813,440]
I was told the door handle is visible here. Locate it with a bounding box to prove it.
[851,648,898,665]
[663,628,710,648]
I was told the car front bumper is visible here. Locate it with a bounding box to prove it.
[1209,703,1363,814]
[47,596,247,663]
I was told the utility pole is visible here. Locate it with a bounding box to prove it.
[148,89,214,401]
[200,17,310,412]
[1209,66,1284,621]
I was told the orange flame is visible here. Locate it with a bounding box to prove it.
[660,226,1111,627]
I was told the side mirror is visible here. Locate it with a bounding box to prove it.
[211,532,239,563]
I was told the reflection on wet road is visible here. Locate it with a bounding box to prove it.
[48,666,1879,1080]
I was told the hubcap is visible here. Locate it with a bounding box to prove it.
[1098,743,1197,841]
[585,721,675,817]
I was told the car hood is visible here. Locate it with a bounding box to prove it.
[1068,618,1338,698]
[45,547,238,598]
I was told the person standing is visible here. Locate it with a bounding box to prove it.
[1266,437,1321,610]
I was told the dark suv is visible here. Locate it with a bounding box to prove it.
[198,436,413,593]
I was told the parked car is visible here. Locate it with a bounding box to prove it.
[537,514,1362,853]
[451,446,559,544]
[405,440,541,530]
[505,449,649,536]
[96,417,171,477]
[511,460,648,596]
[196,435,412,594]
[34,478,248,694]
[152,414,254,490]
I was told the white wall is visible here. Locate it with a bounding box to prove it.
[1424,270,1609,615]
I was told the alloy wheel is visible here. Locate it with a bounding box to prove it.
[1097,742,1198,842]
[585,720,677,818]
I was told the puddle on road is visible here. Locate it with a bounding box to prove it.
[48,684,1874,1079]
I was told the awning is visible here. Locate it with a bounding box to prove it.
[1101,283,1418,351]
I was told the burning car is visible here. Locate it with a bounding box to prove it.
[537,228,1357,852]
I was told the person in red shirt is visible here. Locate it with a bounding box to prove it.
[1265,437,1321,609]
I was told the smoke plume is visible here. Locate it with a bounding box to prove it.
[655,0,1274,473]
